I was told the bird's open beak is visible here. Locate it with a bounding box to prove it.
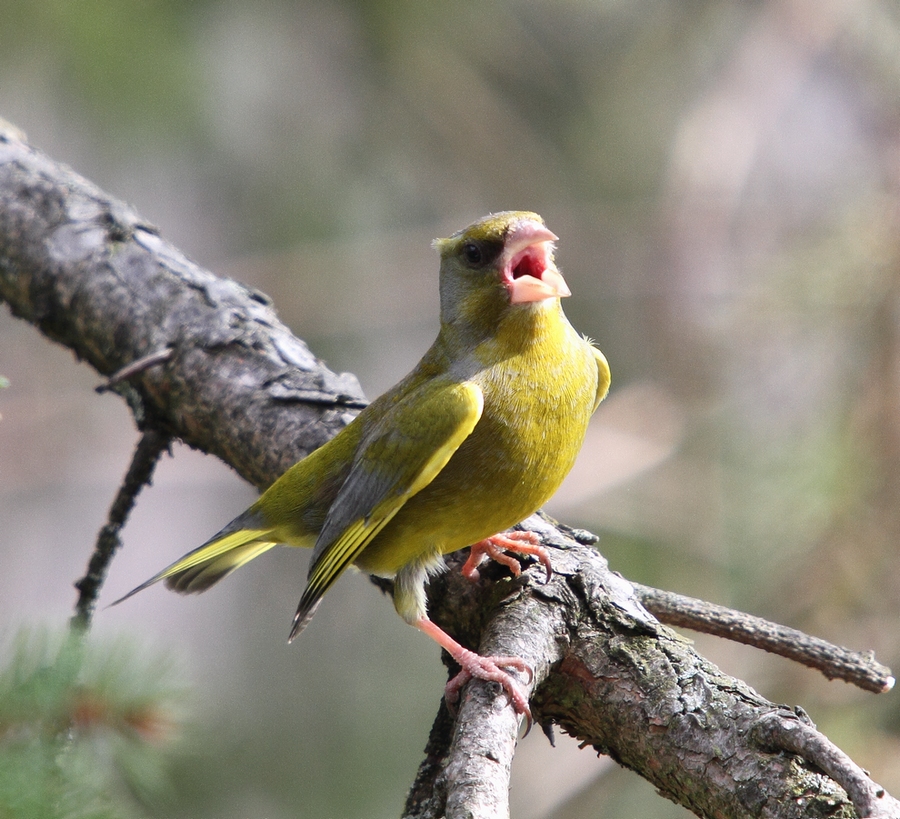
[503,220,571,304]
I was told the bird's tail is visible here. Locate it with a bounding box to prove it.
[111,511,280,605]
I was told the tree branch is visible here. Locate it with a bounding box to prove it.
[411,515,900,819]
[634,584,896,694]
[2,126,896,819]
[0,124,365,491]
[71,427,172,630]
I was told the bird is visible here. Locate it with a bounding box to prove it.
[114,211,610,721]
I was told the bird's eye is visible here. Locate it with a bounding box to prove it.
[462,242,483,266]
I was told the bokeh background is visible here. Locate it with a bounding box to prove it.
[2,1,900,816]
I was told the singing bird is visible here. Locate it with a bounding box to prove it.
[116,211,610,718]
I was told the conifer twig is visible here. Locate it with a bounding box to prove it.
[71,428,171,630]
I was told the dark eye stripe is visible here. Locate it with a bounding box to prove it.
[460,238,503,268]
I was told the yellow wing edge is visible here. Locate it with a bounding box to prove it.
[290,382,484,638]
[591,344,611,412]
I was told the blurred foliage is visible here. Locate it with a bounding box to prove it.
[0,629,184,819]
[2,0,900,817]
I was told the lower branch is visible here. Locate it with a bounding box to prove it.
[752,713,900,819]
[405,514,897,819]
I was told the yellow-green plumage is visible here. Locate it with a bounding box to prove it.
[116,212,609,711]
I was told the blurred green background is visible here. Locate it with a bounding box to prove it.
[2,1,899,816]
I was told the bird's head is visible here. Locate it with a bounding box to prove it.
[433,211,570,337]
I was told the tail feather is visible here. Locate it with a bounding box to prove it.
[111,525,278,606]
[164,537,278,593]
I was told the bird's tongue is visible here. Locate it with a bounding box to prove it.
[505,225,571,304]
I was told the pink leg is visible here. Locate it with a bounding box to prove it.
[415,616,533,724]
[461,531,552,583]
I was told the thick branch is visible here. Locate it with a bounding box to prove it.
[1,127,895,819]
[0,127,365,491]
[411,515,899,819]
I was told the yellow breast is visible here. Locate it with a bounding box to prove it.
[355,301,601,576]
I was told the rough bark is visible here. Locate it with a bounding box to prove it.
[0,125,365,491]
[1,125,897,819]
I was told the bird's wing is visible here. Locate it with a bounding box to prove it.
[591,345,611,412]
[290,380,484,638]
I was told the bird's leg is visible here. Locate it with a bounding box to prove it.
[415,616,533,723]
[461,531,552,582]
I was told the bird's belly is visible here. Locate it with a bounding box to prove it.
[355,378,593,576]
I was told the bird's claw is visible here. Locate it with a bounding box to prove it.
[461,531,552,583]
[443,650,534,733]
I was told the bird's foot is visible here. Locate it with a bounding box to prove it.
[444,651,533,724]
[461,531,552,583]
[415,617,533,727]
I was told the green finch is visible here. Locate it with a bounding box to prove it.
[116,211,610,720]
